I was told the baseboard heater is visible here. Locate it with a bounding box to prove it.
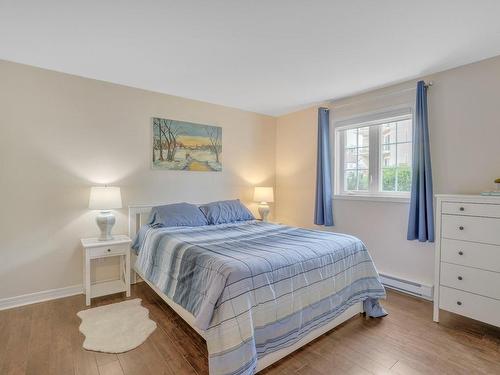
[379,273,433,301]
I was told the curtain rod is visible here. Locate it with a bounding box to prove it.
[330,81,433,110]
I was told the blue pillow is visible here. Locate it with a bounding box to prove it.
[199,199,254,225]
[148,203,208,227]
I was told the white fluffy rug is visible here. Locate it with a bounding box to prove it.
[77,298,157,353]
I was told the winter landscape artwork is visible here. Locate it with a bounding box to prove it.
[152,117,222,171]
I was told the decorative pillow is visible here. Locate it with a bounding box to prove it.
[148,203,208,227]
[199,199,254,225]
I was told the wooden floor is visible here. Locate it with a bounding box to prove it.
[1,284,500,375]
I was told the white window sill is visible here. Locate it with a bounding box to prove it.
[334,194,410,204]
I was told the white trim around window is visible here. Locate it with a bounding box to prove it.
[334,107,413,202]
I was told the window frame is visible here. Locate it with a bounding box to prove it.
[334,109,413,202]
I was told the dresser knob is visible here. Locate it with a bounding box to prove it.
[107,248,111,252]
[459,207,465,211]
[458,250,464,255]
[457,301,462,306]
[459,226,464,230]
[457,276,463,281]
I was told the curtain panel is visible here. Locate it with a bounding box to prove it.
[314,107,334,226]
[407,81,434,242]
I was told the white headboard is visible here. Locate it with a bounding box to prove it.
[128,204,156,240]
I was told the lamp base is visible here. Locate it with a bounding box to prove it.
[96,211,116,241]
[258,204,270,222]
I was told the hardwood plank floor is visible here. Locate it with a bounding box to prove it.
[0,284,499,375]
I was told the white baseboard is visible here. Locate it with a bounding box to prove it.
[0,284,83,311]
[0,273,432,311]
[379,273,434,301]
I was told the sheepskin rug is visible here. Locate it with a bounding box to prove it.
[77,299,157,353]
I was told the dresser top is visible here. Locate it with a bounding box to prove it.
[435,194,500,204]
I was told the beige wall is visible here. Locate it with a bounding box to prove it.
[3,54,500,300]
[0,60,276,300]
[276,55,500,287]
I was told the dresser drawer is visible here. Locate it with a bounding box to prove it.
[442,201,500,218]
[441,239,500,273]
[441,215,500,245]
[440,263,500,300]
[439,286,500,327]
[89,244,127,258]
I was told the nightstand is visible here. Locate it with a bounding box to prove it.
[81,235,132,306]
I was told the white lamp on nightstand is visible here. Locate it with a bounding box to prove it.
[253,186,274,222]
[88,186,122,241]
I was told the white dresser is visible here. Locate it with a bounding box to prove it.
[434,194,500,327]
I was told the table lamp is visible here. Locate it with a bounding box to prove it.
[253,186,274,222]
[88,186,122,241]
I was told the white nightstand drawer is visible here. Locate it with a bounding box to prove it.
[439,286,500,327]
[440,262,500,300]
[89,244,127,258]
[442,215,500,245]
[442,202,500,218]
[441,239,500,272]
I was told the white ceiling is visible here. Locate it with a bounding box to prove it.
[2,1,500,116]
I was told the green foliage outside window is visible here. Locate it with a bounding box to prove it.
[382,166,411,192]
[346,171,369,191]
[346,173,356,190]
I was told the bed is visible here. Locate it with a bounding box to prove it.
[129,204,386,375]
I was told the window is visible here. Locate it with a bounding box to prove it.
[380,120,412,192]
[335,112,413,198]
[344,126,370,191]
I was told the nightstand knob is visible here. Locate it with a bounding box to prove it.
[457,276,463,281]
[107,248,111,252]
[459,207,465,211]
[459,226,464,231]
[457,301,462,306]
[458,250,464,255]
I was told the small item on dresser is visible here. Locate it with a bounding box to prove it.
[480,178,500,196]
[480,191,500,196]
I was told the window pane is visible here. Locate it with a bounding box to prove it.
[357,147,369,169]
[397,120,412,143]
[397,167,412,192]
[345,129,357,148]
[397,143,411,167]
[382,168,396,191]
[344,148,357,169]
[381,144,396,167]
[358,127,369,148]
[381,123,396,144]
[358,170,369,191]
[345,170,357,190]
[338,115,412,196]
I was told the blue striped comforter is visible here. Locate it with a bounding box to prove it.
[134,220,385,375]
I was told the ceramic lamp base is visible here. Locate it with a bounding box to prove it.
[96,211,116,241]
[258,203,270,222]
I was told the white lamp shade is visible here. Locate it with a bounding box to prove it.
[253,187,274,203]
[88,186,122,210]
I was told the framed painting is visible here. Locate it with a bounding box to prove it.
[151,117,222,171]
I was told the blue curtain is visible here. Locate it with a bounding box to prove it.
[407,81,434,242]
[314,107,334,226]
